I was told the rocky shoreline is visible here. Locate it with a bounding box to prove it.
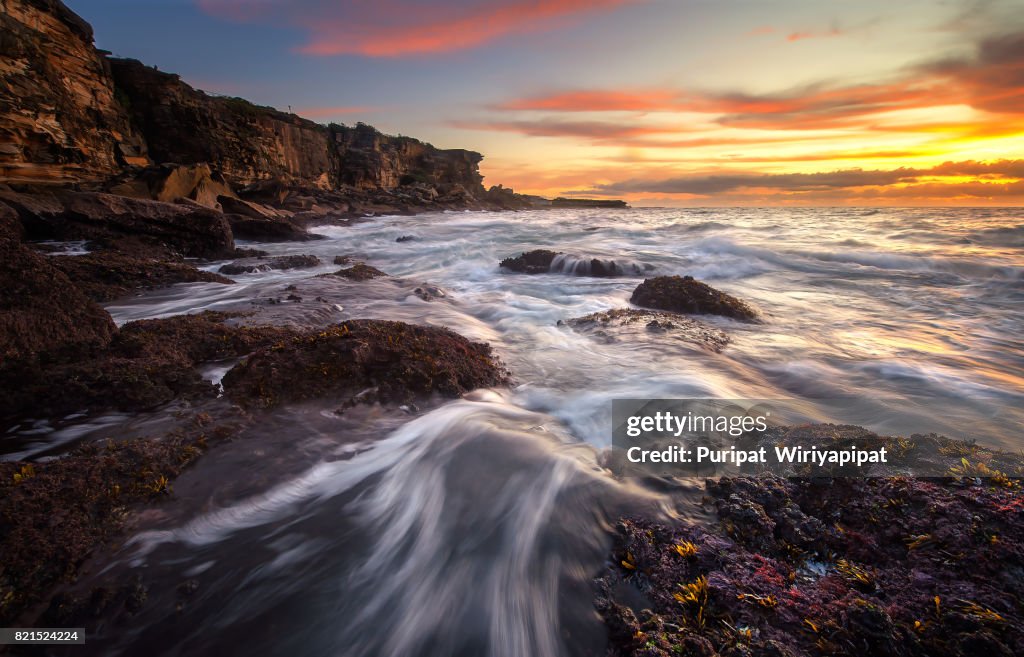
[0,1,1020,654]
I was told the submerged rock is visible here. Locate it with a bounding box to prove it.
[630,275,758,322]
[328,263,388,281]
[500,249,648,276]
[222,319,509,408]
[564,308,730,352]
[218,254,321,275]
[52,251,233,302]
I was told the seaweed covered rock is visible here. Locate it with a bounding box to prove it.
[0,312,292,421]
[0,204,116,364]
[51,251,233,302]
[222,319,509,408]
[500,249,647,277]
[499,249,560,274]
[218,254,321,275]
[597,454,1024,657]
[564,308,730,352]
[0,417,242,626]
[630,275,758,322]
[328,263,388,281]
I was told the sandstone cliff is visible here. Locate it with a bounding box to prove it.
[0,0,147,182]
[0,0,488,198]
[108,58,485,193]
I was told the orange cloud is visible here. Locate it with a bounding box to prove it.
[488,30,1024,132]
[197,0,635,57]
[786,26,842,42]
[449,119,692,140]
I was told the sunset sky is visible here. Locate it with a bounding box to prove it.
[73,0,1024,206]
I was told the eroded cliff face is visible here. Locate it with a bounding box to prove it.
[0,0,487,197]
[109,58,485,194]
[0,0,147,183]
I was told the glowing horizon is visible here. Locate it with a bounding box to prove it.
[74,0,1024,206]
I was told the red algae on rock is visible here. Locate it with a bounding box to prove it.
[596,466,1024,657]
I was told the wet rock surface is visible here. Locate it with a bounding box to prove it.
[500,249,560,273]
[0,415,244,626]
[0,188,234,258]
[501,249,649,276]
[0,206,116,363]
[52,251,233,301]
[326,262,389,281]
[0,312,292,423]
[631,275,759,322]
[218,254,321,275]
[564,308,731,352]
[222,319,509,408]
[597,432,1024,657]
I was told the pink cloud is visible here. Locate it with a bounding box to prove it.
[196,0,635,57]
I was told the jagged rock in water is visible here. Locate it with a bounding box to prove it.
[222,319,509,408]
[500,249,649,277]
[564,308,730,352]
[218,254,321,275]
[631,275,759,322]
[413,285,447,301]
[327,263,388,281]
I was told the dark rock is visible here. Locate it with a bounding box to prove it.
[550,197,628,208]
[218,254,321,275]
[630,275,759,321]
[565,308,730,352]
[329,263,388,281]
[499,249,560,274]
[396,235,416,242]
[500,249,646,277]
[413,285,447,302]
[333,255,353,265]
[232,248,269,258]
[222,319,509,408]
[225,214,317,242]
[0,419,240,626]
[596,432,1024,657]
[52,251,233,302]
[0,205,116,364]
[0,188,233,258]
[0,311,293,421]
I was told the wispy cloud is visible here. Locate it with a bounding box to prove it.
[588,159,1024,196]
[196,0,635,57]
[487,29,1024,132]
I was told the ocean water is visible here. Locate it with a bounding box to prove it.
[29,207,1024,656]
